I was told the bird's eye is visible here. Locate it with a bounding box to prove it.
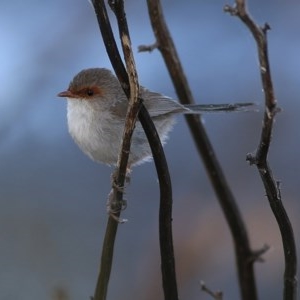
[86,89,94,96]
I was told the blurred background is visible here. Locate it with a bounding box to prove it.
[0,1,299,299]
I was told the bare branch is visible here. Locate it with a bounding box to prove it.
[249,244,270,263]
[225,1,298,299]
[107,0,142,223]
[200,281,223,300]
[110,1,179,297]
[138,41,159,53]
[144,1,258,299]
[91,1,178,299]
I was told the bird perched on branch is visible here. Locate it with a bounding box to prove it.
[58,68,253,168]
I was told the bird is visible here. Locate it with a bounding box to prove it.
[57,68,253,169]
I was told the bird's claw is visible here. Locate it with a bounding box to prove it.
[106,189,128,223]
[111,168,131,192]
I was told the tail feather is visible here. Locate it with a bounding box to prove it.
[184,102,257,113]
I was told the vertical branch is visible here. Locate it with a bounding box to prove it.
[91,1,178,299]
[224,1,298,299]
[91,0,142,298]
[141,1,258,299]
[108,0,141,208]
[110,2,179,297]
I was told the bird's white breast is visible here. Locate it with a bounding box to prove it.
[67,99,122,165]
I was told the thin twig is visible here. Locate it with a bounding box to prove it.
[108,0,142,223]
[144,1,258,299]
[200,281,223,300]
[225,1,298,299]
[91,0,141,298]
[91,0,178,299]
[248,244,270,263]
[138,41,159,52]
[111,2,179,297]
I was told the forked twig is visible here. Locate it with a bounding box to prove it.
[143,0,258,299]
[225,1,298,299]
[200,281,223,300]
[91,0,178,299]
[91,0,141,297]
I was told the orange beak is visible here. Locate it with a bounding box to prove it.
[57,90,75,98]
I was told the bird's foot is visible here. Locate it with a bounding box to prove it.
[106,189,128,223]
[111,167,131,191]
[107,167,132,223]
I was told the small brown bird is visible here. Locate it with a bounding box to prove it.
[58,68,253,168]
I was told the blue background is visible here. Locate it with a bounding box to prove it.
[0,1,299,299]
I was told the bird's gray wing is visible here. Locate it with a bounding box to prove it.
[139,88,256,116]
[140,88,187,117]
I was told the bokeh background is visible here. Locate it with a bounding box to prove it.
[1,1,299,299]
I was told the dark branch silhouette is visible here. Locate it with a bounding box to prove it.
[91,0,178,299]
[200,281,223,300]
[225,1,298,299]
[142,0,259,299]
[87,1,297,300]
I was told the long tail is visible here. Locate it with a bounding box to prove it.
[184,102,258,113]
